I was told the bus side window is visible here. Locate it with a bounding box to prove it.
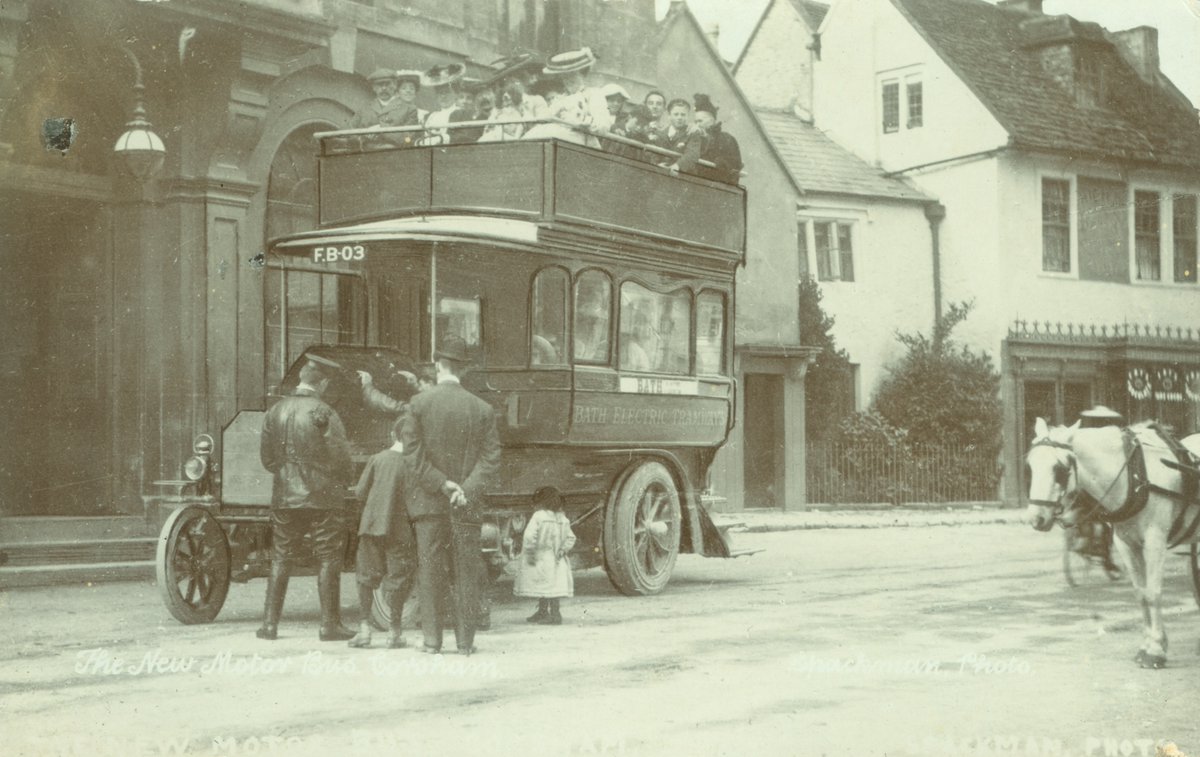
[573,270,612,364]
[437,295,482,361]
[619,282,691,375]
[696,291,726,375]
[531,268,568,367]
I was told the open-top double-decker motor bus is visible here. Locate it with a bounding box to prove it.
[151,120,753,625]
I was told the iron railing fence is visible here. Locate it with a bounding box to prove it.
[806,442,1000,505]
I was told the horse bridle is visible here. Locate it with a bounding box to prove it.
[1027,438,1077,520]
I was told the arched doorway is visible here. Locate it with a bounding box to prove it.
[264,122,334,383]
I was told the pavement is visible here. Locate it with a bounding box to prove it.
[726,503,1027,532]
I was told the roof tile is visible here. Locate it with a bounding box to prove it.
[891,0,1200,170]
[756,110,932,201]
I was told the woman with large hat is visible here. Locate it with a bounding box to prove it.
[419,62,473,146]
[539,47,612,140]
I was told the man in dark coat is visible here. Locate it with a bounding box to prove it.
[402,336,501,655]
[258,359,355,641]
[669,93,743,185]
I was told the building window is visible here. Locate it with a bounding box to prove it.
[906,79,923,128]
[813,221,855,282]
[1174,194,1197,283]
[881,81,899,133]
[1041,178,1071,273]
[530,268,568,366]
[1134,190,1161,281]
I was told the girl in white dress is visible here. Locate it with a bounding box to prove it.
[514,487,577,625]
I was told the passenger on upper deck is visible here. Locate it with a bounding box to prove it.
[643,90,668,136]
[600,83,630,122]
[668,94,743,185]
[420,63,473,146]
[352,69,409,130]
[479,84,526,142]
[485,54,548,121]
[660,98,693,157]
[541,47,612,136]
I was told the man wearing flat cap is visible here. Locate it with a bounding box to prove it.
[402,335,500,655]
[353,68,422,130]
[670,93,743,185]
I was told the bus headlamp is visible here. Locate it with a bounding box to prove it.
[183,456,208,481]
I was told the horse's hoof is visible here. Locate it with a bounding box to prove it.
[1133,650,1147,663]
[1138,654,1167,669]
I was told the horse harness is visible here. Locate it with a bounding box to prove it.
[1048,427,1200,549]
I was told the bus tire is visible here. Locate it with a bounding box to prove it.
[603,461,682,596]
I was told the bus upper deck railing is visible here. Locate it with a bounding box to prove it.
[312,118,746,257]
[313,118,721,171]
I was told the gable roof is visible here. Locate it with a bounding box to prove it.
[658,1,805,196]
[890,0,1200,171]
[733,0,829,73]
[756,110,932,202]
[788,0,829,31]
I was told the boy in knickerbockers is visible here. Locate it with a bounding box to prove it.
[348,415,418,648]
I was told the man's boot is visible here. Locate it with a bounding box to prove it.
[256,561,290,640]
[386,590,407,649]
[318,562,355,641]
[348,583,375,648]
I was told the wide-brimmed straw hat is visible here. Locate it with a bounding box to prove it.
[422,62,466,88]
[542,47,596,76]
[485,53,543,86]
[394,69,423,88]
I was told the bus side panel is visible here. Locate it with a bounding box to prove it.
[470,370,573,445]
[567,391,729,446]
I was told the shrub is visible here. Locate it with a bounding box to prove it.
[798,278,855,442]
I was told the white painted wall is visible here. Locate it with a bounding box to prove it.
[803,196,935,401]
[814,0,1007,170]
[993,152,1200,334]
[735,0,816,112]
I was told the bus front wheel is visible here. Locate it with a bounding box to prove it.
[603,461,682,596]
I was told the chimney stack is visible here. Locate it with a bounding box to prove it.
[999,0,1044,13]
[1112,26,1160,82]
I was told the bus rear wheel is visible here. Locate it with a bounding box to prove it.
[604,461,681,596]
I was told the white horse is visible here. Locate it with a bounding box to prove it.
[1025,418,1200,668]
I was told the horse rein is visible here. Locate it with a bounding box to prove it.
[1027,438,1075,519]
[1029,436,1137,527]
